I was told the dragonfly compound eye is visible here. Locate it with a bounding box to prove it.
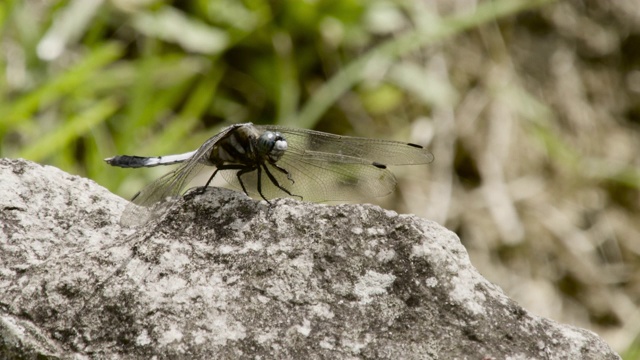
[271,133,288,161]
[257,131,287,161]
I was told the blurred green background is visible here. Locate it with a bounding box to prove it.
[2,0,640,357]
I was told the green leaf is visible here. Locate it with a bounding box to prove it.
[132,7,229,55]
[0,42,123,131]
[18,98,119,161]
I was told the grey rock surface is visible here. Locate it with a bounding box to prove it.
[0,158,620,359]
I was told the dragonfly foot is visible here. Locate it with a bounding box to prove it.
[184,186,208,200]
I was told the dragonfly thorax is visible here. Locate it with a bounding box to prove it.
[257,131,287,163]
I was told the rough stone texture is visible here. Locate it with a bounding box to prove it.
[0,158,620,359]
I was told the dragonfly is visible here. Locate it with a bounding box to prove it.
[106,123,433,226]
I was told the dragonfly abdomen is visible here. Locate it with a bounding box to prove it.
[105,151,197,168]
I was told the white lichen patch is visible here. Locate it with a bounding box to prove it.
[353,270,396,304]
[449,270,486,315]
[366,227,385,236]
[290,254,313,276]
[159,324,183,346]
[383,209,398,218]
[334,246,347,258]
[256,294,270,304]
[136,329,151,346]
[256,330,277,344]
[1,315,24,337]
[184,274,224,301]
[265,279,294,302]
[319,338,335,350]
[310,303,334,319]
[296,318,311,336]
[150,275,188,296]
[192,329,208,345]
[410,239,456,272]
[204,316,247,346]
[376,249,396,263]
[559,326,589,355]
[410,240,436,259]
[351,227,363,235]
[505,354,531,360]
[218,244,237,254]
[160,246,190,271]
[341,333,372,354]
[239,240,263,254]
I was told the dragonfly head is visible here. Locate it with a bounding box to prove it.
[257,131,288,162]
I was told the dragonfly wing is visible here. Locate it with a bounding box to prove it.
[220,150,397,202]
[120,162,208,226]
[259,125,434,165]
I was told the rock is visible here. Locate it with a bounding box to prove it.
[0,158,620,359]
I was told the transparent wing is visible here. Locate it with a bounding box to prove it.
[119,163,208,227]
[221,150,397,202]
[257,125,434,166]
[220,125,431,202]
[120,124,246,226]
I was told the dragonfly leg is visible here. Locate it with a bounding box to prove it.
[188,169,223,196]
[263,164,302,200]
[203,169,221,188]
[235,166,259,200]
[200,164,255,198]
[255,166,269,202]
[271,163,295,184]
